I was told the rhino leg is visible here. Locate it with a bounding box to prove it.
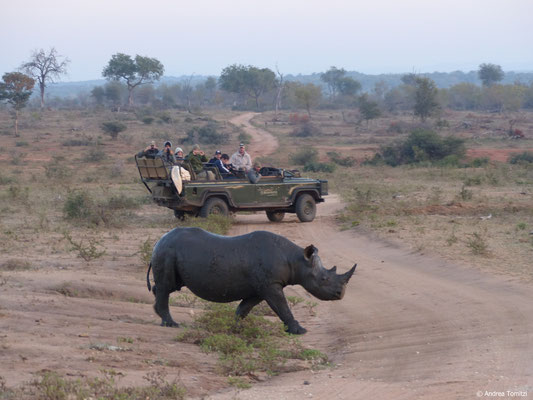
[236,296,262,319]
[154,286,179,327]
[262,285,307,335]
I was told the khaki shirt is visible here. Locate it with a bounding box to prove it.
[230,151,252,171]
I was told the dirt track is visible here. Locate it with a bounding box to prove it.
[1,114,532,399]
[217,114,533,399]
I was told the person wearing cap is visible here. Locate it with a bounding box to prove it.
[172,146,191,180]
[208,150,222,165]
[230,143,252,171]
[158,140,176,164]
[209,150,231,175]
[247,161,262,184]
[136,140,159,159]
[185,144,208,173]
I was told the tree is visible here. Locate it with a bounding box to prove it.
[414,77,440,122]
[338,77,361,96]
[90,86,106,106]
[478,63,504,87]
[219,64,276,110]
[358,94,381,125]
[320,66,346,99]
[0,72,35,136]
[102,53,164,107]
[293,83,322,117]
[101,121,127,140]
[21,47,69,109]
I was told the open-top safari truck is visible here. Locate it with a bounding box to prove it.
[135,156,328,222]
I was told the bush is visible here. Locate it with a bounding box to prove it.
[373,129,466,166]
[62,138,93,146]
[183,122,228,145]
[63,191,94,220]
[101,121,127,140]
[303,162,336,173]
[327,151,356,167]
[509,151,533,164]
[83,146,106,162]
[289,147,318,166]
[238,132,252,145]
[157,112,172,123]
[141,116,154,125]
[290,122,322,137]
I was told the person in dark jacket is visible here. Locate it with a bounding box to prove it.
[209,150,231,175]
[137,141,159,159]
[158,141,176,164]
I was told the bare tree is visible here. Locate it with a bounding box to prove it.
[274,65,284,120]
[21,48,69,109]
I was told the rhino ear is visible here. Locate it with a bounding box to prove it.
[304,245,317,261]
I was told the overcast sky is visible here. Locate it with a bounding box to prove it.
[1,0,532,82]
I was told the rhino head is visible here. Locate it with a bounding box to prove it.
[298,245,356,301]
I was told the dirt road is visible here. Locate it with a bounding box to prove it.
[229,112,279,159]
[211,115,533,399]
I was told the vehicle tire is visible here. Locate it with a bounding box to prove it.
[266,210,285,222]
[199,197,229,218]
[295,194,316,222]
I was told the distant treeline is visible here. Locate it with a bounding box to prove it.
[41,70,533,99]
[6,67,533,115]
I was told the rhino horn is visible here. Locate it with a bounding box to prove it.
[329,266,337,273]
[341,264,357,283]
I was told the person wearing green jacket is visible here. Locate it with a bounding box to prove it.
[185,144,208,173]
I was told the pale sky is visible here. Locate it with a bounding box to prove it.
[1,0,532,82]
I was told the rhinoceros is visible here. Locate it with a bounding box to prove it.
[146,227,356,334]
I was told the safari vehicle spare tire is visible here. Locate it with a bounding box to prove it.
[295,194,316,222]
[199,197,229,218]
[266,210,285,222]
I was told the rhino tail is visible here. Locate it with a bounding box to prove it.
[147,262,152,292]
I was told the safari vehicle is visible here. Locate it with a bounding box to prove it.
[135,156,328,222]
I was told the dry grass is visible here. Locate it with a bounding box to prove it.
[252,109,533,281]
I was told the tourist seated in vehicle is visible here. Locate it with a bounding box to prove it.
[220,154,239,179]
[174,147,185,161]
[230,143,252,171]
[209,150,232,175]
[137,140,159,159]
[158,141,176,164]
[185,144,208,174]
[247,161,262,184]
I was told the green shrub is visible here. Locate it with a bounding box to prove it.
[327,151,356,167]
[142,116,155,125]
[509,151,533,164]
[63,191,94,220]
[15,141,29,147]
[157,112,172,123]
[0,174,14,185]
[373,129,466,166]
[289,147,318,166]
[469,157,490,167]
[101,121,127,140]
[303,162,336,173]
[238,132,252,145]
[183,122,228,145]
